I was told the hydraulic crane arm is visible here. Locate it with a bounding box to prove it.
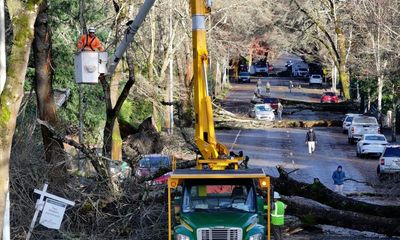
[191,0,242,170]
[107,0,156,75]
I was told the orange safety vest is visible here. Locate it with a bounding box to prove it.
[77,34,104,52]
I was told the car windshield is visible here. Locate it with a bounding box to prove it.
[312,75,321,78]
[239,72,250,76]
[383,147,400,157]
[345,116,353,122]
[139,156,170,168]
[182,179,256,213]
[365,136,386,141]
[256,105,272,112]
[299,68,308,71]
[353,117,377,124]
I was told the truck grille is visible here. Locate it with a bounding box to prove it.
[197,228,242,240]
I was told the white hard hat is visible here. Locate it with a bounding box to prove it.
[274,192,281,199]
[88,27,96,33]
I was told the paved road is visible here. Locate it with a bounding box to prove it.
[218,75,399,202]
[218,128,377,195]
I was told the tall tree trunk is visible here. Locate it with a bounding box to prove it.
[337,28,350,99]
[0,0,43,235]
[110,65,122,161]
[392,86,397,142]
[148,10,161,130]
[378,75,383,116]
[33,0,66,185]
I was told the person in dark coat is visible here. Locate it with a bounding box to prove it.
[332,165,346,194]
[305,128,317,154]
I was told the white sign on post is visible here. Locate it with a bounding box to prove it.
[39,198,67,230]
[26,184,75,240]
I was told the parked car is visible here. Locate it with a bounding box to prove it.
[321,92,339,103]
[309,74,323,86]
[356,134,388,158]
[238,71,251,83]
[249,104,275,121]
[292,61,309,77]
[348,116,379,144]
[342,113,363,133]
[268,64,274,72]
[136,154,172,178]
[377,145,400,179]
[262,97,280,111]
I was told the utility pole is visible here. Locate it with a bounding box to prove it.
[78,0,86,173]
[168,0,174,135]
[0,0,5,95]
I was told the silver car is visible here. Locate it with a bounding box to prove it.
[356,134,388,158]
[249,104,275,121]
[342,113,362,133]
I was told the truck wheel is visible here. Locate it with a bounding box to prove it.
[377,166,385,181]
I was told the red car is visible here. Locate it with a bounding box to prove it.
[263,97,280,111]
[321,92,339,103]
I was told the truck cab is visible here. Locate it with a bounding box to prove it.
[169,169,271,240]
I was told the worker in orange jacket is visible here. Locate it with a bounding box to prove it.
[76,27,104,52]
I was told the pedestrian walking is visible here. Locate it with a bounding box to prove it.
[256,79,262,95]
[332,165,346,194]
[305,128,317,154]
[288,80,293,93]
[264,192,286,240]
[266,81,271,95]
[277,102,283,121]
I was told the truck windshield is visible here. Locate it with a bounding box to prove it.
[182,179,256,213]
[383,147,400,157]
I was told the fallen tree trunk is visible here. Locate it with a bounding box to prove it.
[284,196,400,236]
[271,166,400,219]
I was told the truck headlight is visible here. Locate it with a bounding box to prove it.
[176,234,190,240]
[249,233,263,240]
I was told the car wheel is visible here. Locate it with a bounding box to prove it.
[342,129,346,134]
[356,150,360,157]
[350,138,355,144]
[348,138,351,144]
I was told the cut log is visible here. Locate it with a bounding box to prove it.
[284,196,400,237]
[271,166,400,219]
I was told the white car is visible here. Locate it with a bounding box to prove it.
[249,104,275,121]
[356,134,388,158]
[309,74,323,86]
[348,116,379,144]
[377,145,400,179]
[342,113,362,133]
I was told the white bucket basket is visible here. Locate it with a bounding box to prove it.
[75,51,108,84]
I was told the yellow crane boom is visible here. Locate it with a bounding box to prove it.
[190,0,243,170]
